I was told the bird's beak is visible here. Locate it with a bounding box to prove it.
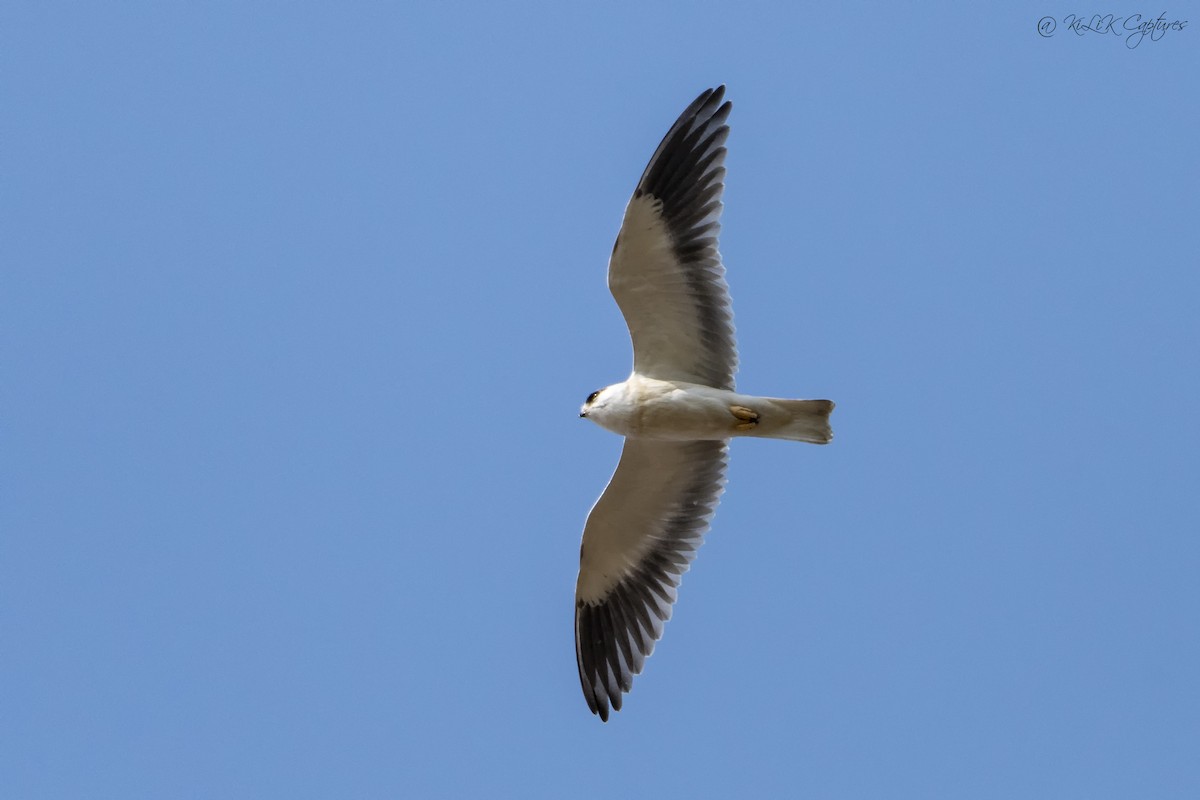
[579,410,588,418]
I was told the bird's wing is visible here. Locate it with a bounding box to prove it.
[575,438,728,721]
[609,86,737,391]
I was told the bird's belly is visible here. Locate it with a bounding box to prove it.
[625,382,734,441]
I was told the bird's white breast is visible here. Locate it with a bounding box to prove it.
[589,375,738,441]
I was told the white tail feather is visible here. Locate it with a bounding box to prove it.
[740,398,834,444]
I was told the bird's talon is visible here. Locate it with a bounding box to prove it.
[729,405,759,425]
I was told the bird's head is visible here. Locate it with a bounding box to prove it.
[579,386,616,420]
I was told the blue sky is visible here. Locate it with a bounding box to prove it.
[3,3,1197,798]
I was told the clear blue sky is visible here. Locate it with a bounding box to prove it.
[4,3,1197,798]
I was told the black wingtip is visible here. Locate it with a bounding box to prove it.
[634,86,733,209]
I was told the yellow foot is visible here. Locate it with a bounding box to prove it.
[730,405,759,431]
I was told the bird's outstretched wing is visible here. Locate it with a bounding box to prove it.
[609,86,737,390]
[575,439,728,721]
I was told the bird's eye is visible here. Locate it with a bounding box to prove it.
[586,390,601,405]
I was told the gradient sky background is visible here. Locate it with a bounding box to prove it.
[4,3,1198,798]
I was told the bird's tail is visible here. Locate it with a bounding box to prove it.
[741,398,834,444]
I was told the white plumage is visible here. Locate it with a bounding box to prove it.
[575,86,834,721]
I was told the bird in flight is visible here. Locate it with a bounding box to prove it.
[575,86,835,721]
